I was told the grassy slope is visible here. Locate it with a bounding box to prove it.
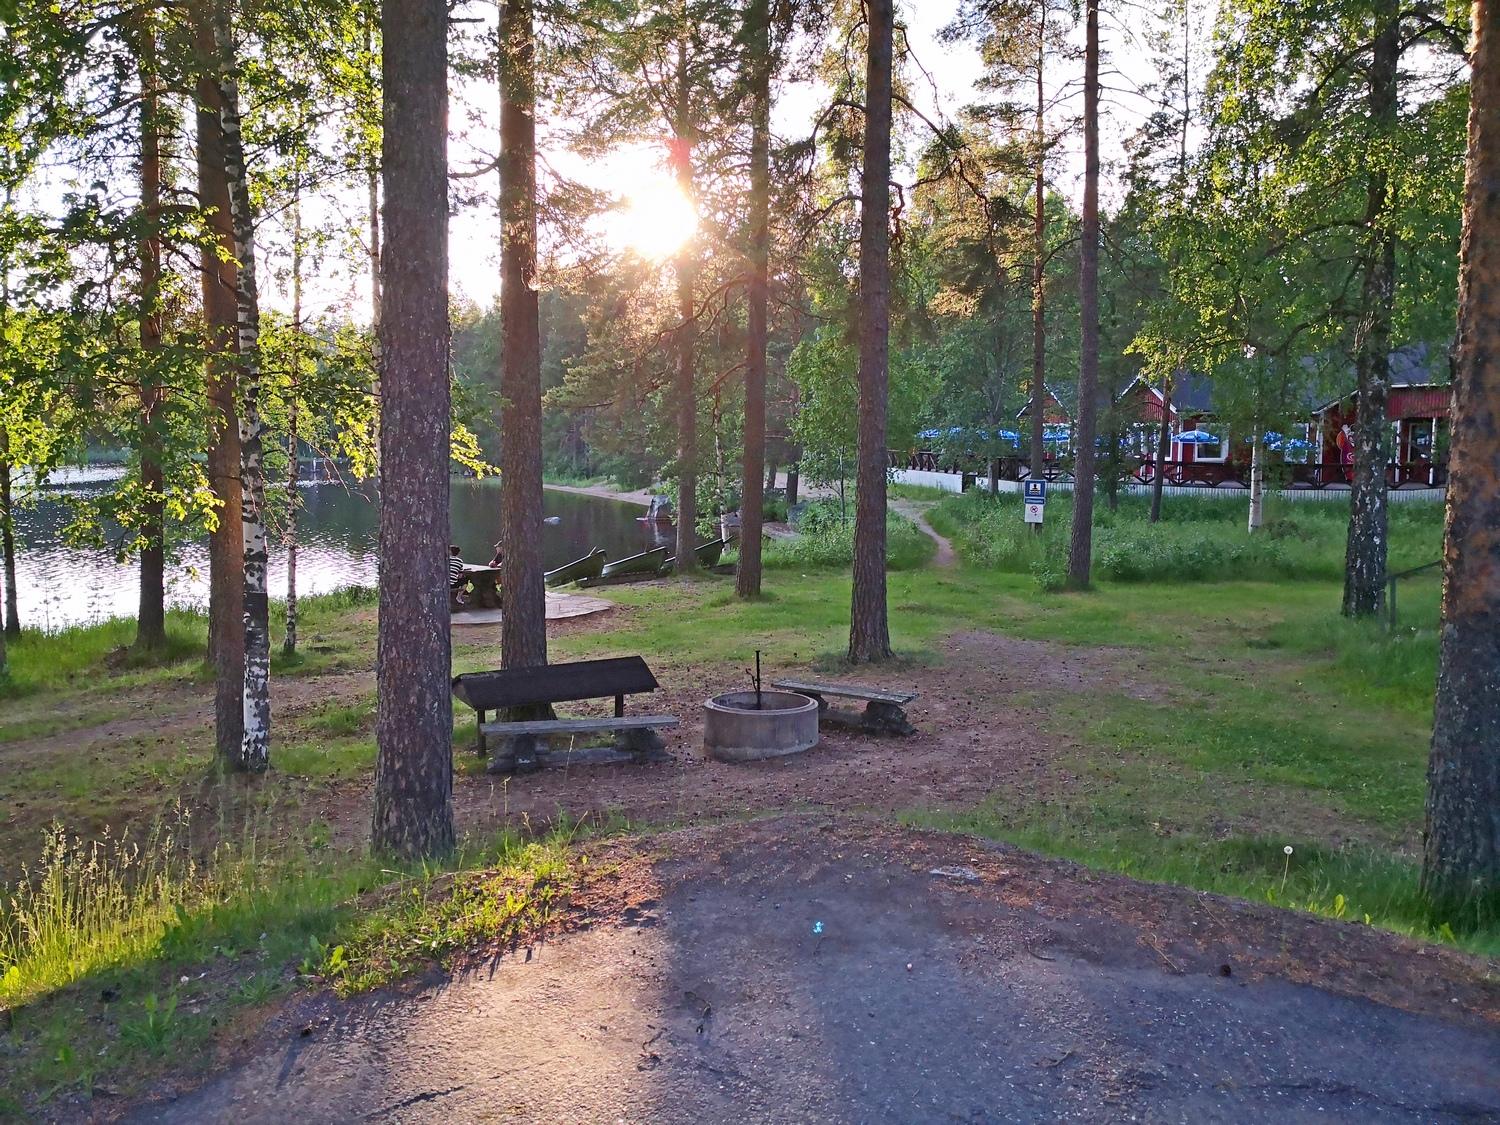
[0,505,1487,1113]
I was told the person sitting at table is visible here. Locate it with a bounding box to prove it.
[449,545,468,599]
[488,541,504,569]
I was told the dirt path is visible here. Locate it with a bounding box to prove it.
[128,818,1500,1124]
[891,499,957,568]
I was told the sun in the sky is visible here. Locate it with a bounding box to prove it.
[610,177,699,262]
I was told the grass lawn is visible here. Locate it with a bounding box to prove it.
[0,502,1487,1114]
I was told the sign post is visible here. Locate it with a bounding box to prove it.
[1023,479,1047,525]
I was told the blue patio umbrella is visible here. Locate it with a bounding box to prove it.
[1175,428,1219,444]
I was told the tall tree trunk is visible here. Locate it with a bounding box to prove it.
[765,457,778,493]
[848,0,894,664]
[372,0,454,860]
[672,38,699,573]
[1422,0,1500,906]
[211,1,271,773]
[737,0,771,599]
[1341,0,1398,618]
[135,12,167,653]
[195,8,244,766]
[498,0,547,670]
[1066,0,1100,589]
[1247,432,1265,532]
[283,189,302,659]
[0,448,17,639]
[1150,372,1173,522]
[1028,6,1046,499]
[786,459,799,508]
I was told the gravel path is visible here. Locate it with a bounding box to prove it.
[130,819,1500,1125]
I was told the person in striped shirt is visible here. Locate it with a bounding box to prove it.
[449,545,467,598]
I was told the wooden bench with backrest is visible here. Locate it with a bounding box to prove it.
[451,656,677,773]
[769,678,918,736]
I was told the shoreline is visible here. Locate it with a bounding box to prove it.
[542,480,655,507]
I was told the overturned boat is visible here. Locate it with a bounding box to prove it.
[543,547,607,587]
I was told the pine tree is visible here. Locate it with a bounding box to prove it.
[1066,0,1100,589]
[736,0,772,599]
[848,0,894,664]
[211,0,272,773]
[1422,0,1500,907]
[372,0,455,860]
[498,0,548,669]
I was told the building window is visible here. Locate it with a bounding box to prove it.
[1192,424,1229,462]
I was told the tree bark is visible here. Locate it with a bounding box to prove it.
[737,0,771,599]
[498,0,548,670]
[786,460,799,507]
[194,7,244,766]
[672,37,699,573]
[135,11,167,653]
[1028,6,1046,504]
[0,449,18,639]
[1342,0,1398,618]
[848,0,894,664]
[283,189,302,659]
[211,0,271,773]
[1422,0,1500,906]
[1247,433,1265,532]
[1066,0,1100,589]
[372,0,454,860]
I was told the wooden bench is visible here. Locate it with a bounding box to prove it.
[769,678,918,736]
[452,656,674,773]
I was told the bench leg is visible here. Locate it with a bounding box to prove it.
[861,701,916,737]
[486,734,543,774]
[613,726,671,764]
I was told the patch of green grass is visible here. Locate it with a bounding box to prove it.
[763,501,934,572]
[0,811,580,1112]
[931,489,1444,587]
[905,805,1497,957]
[888,482,957,501]
[274,737,376,779]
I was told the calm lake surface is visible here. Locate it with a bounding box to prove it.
[12,470,670,632]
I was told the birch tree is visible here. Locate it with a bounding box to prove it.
[211,0,271,773]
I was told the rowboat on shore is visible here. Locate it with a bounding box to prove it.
[544,548,607,587]
[599,545,668,579]
[657,538,729,574]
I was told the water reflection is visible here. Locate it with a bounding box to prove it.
[11,471,663,630]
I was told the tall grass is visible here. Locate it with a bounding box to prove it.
[1,814,216,1007]
[763,499,934,571]
[930,490,1443,587]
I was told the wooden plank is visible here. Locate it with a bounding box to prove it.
[770,679,917,705]
[481,714,680,737]
[452,656,659,710]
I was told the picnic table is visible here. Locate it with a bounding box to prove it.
[451,656,678,773]
[457,563,503,610]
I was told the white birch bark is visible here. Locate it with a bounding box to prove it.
[1247,434,1265,533]
[212,1,271,772]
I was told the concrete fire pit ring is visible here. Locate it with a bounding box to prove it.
[703,691,820,762]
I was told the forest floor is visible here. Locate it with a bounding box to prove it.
[0,533,1494,1118]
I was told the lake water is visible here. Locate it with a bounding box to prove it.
[10,470,671,632]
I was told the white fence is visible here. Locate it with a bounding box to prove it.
[891,469,1444,505]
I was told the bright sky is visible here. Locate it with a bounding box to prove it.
[263,0,1203,317]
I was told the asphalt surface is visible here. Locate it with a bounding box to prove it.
[131,827,1500,1124]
